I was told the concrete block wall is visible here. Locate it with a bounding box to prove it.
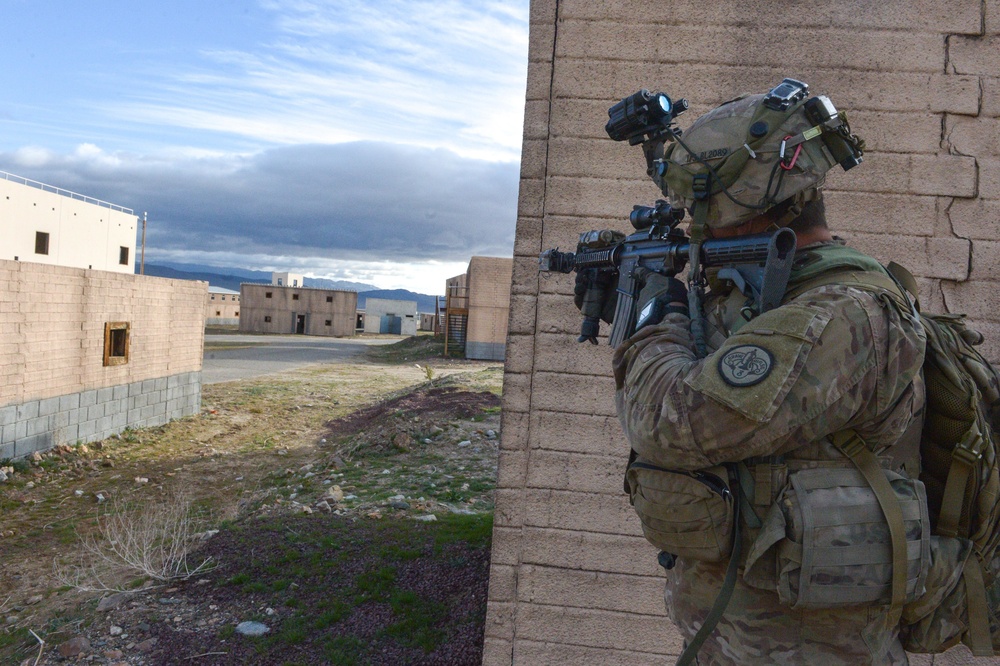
[488,1,1000,664]
[467,257,514,361]
[0,259,205,460]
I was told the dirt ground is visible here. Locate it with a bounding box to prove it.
[0,337,502,665]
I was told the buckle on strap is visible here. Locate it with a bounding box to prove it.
[953,426,984,467]
[833,432,868,460]
[692,173,711,201]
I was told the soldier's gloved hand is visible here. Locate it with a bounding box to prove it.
[634,269,688,330]
[573,269,618,324]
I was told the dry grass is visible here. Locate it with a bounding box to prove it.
[55,491,217,592]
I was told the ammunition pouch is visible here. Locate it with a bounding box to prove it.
[744,466,931,610]
[625,457,734,562]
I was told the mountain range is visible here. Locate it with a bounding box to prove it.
[141,261,441,313]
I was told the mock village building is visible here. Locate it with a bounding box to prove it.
[206,286,241,326]
[239,283,357,337]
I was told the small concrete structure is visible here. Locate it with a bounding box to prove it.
[465,257,513,361]
[206,286,241,326]
[362,298,418,335]
[239,284,356,336]
[271,272,304,288]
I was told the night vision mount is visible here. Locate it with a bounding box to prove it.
[605,89,688,146]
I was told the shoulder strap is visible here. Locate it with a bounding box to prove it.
[783,267,911,312]
[830,431,908,630]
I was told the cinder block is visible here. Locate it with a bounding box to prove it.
[502,371,532,414]
[97,387,114,404]
[969,240,1000,281]
[530,371,618,417]
[497,449,528,489]
[941,281,1000,320]
[484,601,516,641]
[977,158,1000,200]
[486,563,518,603]
[494,488,524,528]
[523,488,640,535]
[529,409,627,456]
[16,401,39,421]
[154,377,168,391]
[80,389,98,408]
[481,637,513,666]
[26,416,50,438]
[517,603,683,654]
[950,35,1000,75]
[840,232,970,281]
[128,381,143,397]
[544,176,661,219]
[525,60,553,102]
[15,434,51,458]
[517,178,545,219]
[37,397,60,417]
[0,441,14,459]
[513,216,543,258]
[520,526,661,576]
[533,332,616,376]
[56,423,79,445]
[59,393,80,412]
[947,116,1000,158]
[504,335,533,375]
[514,639,680,666]
[558,0,982,34]
[508,294,538,336]
[556,22,945,73]
[525,450,625,494]
[77,420,97,440]
[490,526,523,566]
[518,565,666,616]
[0,405,16,427]
[826,152,978,198]
[87,404,105,422]
[499,409,528,451]
[113,384,128,401]
[825,192,938,237]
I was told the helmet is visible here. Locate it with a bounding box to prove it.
[654,80,864,229]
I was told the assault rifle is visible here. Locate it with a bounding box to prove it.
[539,200,797,347]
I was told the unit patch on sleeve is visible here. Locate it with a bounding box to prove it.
[718,345,774,387]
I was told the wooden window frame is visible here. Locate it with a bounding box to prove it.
[103,322,130,366]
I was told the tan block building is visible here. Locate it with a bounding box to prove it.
[487,1,1000,664]
[465,257,513,361]
[362,298,418,336]
[239,284,356,336]
[0,171,137,274]
[206,286,241,325]
[0,260,205,460]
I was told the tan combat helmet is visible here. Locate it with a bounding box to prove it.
[654,78,865,229]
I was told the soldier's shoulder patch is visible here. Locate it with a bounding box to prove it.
[718,345,773,387]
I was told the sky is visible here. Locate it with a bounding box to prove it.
[0,0,529,294]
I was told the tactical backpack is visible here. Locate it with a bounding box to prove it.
[786,261,1000,655]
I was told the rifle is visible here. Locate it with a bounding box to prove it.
[539,200,797,347]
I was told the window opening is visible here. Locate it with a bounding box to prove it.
[103,322,130,366]
[35,232,49,255]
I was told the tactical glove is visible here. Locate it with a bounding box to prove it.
[634,269,688,330]
[573,269,618,325]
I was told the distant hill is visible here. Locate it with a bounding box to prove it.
[141,264,440,313]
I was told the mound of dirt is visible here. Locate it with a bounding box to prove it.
[325,387,500,441]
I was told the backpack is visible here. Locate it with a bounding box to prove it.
[789,258,1000,655]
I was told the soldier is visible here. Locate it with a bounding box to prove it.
[599,84,974,663]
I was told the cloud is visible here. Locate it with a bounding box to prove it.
[1,141,519,264]
[100,0,530,161]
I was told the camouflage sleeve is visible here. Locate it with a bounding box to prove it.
[612,286,919,470]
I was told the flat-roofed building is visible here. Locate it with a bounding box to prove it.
[363,298,418,335]
[0,171,138,274]
[206,286,241,325]
[239,284,356,336]
[464,256,513,361]
[271,271,304,287]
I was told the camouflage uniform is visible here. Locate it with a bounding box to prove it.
[613,240,930,664]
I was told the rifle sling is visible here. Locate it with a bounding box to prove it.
[675,466,742,666]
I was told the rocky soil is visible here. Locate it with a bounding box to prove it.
[0,337,501,665]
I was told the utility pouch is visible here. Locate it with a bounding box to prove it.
[744,467,931,609]
[625,457,734,562]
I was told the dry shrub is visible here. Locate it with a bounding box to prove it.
[56,491,217,592]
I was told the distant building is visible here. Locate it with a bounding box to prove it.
[0,170,137,273]
[363,298,418,335]
[271,272,304,287]
[239,284,356,336]
[464,257,513,361]
[206,286,241,326]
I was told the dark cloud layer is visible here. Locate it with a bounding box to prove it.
[3,142,519,263]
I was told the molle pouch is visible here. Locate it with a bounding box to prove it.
[744,467,931,609]
[625,458,734,562]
